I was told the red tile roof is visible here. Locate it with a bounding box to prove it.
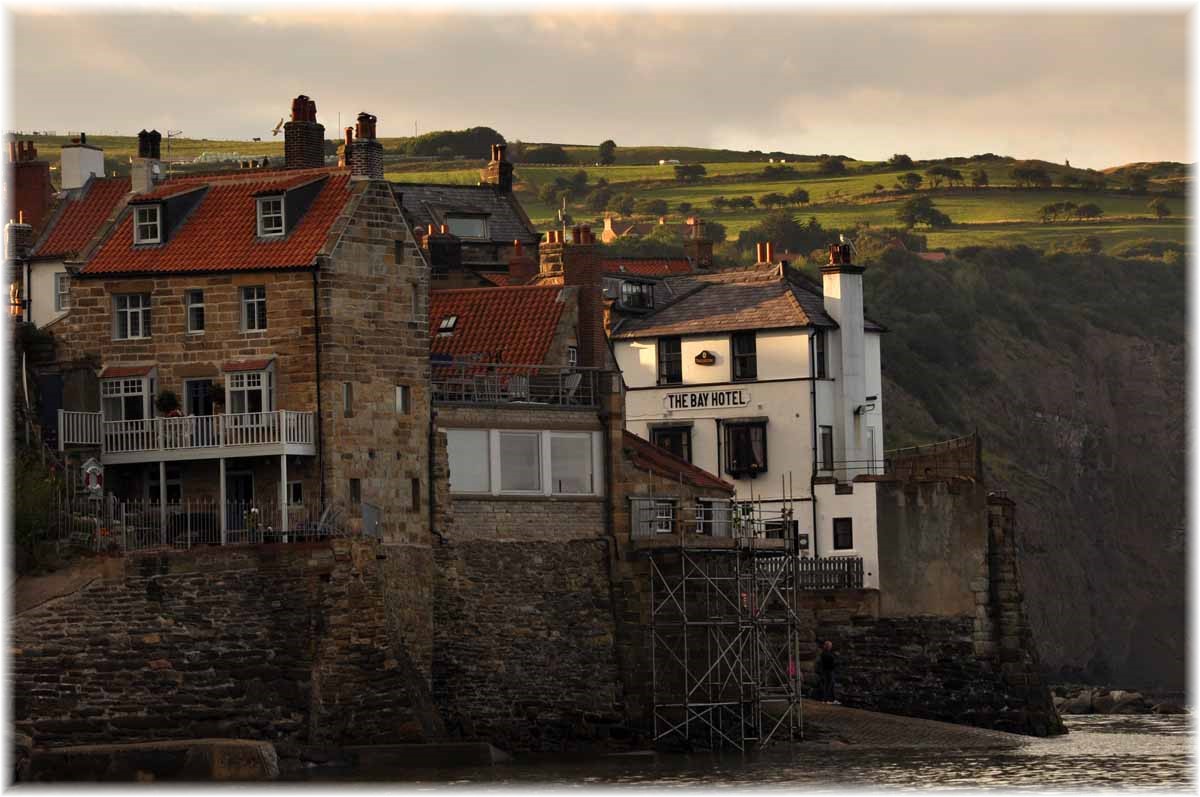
[477,271,523,287]
[34,177,130,259]
[81,169,353,275]
[622,431,734,493]
[430,285,567,365]
[602,258,693,277]
[99,364,155,378]
[223,358,275,372]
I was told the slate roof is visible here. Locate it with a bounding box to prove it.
[33,176,130,259]
[622,431,734,492]
[610,266,884,339]
[429,285,569,365]
[82,169,353,275]
[601,258,693,277]
[391,183,539,245]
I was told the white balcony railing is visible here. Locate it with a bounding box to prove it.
[59,410,316,456]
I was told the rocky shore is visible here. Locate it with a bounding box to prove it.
[1051,685,1188,716]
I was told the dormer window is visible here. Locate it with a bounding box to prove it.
[620,281,654,310]
[134,205,161,244]
[257,196,285,237]
[444,216,488,240]
[438,315,458,336]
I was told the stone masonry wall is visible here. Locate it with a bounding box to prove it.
[432,539,627,752]
[450,497,605,541]
[12,540,442,749]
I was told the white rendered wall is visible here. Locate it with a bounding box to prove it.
[29,260,69,328]
[814,481,879,589]
[60,147,105,191]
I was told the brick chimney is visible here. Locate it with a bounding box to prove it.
[424,224,462,276]
[283,94,325,170]
[60,132,105,191]
[347,112,383,180]
[480,143,514,193]
[548,225,606,368]
[507,239,538,284]
[683,216,713,269]
[5,141,53,231]
[131,129,162,194]
[5,214,34,261]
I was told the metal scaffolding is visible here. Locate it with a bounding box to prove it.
[644,526,805,751]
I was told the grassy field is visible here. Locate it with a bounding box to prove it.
[14,132,1188,253]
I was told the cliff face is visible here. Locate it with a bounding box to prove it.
[883,319,1185,691]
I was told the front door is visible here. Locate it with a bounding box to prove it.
[226,470,254,532]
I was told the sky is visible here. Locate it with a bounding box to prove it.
[7,9,1189,169]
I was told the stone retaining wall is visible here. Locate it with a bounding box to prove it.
[12,540,441,749]
[431,538,627,752]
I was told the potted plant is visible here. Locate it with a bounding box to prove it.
[155,389,182,417]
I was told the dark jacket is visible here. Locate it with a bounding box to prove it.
[819,650,836,674]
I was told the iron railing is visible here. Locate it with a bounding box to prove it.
[58,410,316,455]
[630,498,797,541]
[50,493,347,553]
[432,361,605,407]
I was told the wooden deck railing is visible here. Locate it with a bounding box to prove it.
[59,410,316,455]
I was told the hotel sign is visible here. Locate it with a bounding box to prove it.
[663,389,751,411]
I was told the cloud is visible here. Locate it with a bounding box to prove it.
[11,10,1186,167]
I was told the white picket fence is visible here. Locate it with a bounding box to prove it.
[52,493,347,553]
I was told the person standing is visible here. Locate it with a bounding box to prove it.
[818,640,839,704]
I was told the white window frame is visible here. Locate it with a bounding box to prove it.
[287,480,303,508]
[567,346,578,369]
[498,430,542,494]
[548,431,594,495]
[134,205,161,244]
[437,315,458,336]
[395,384,411,414]
[186,289,205,334]
[226,365,275,418]
[241,285,267,332]
[101,376,152,422]
[53,272,70,312]
[113,293,151,340]
[257,196,285,237]
[446,428,604,497]
[446,428,492,494]
[444,215,489,240]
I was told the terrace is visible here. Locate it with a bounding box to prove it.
[431,360,611,408]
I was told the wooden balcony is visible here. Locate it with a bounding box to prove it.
[58,410,317,464]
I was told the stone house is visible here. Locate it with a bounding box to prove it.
[53,98,432,545]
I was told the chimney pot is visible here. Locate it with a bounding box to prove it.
[513,239,523,257]
[440,224,449,235]
[765,242,774,263]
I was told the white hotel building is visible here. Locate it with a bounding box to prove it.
[610,245,886,586]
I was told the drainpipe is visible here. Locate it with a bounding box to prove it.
[429,408,445,544]
[809,331,819,559]
[311,265,326,507]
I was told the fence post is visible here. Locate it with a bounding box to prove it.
[186,499,192,549]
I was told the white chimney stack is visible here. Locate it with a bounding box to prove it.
[821,242,868,480]
[60,133,105,191]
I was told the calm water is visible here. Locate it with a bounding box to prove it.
[299,715,1192,789]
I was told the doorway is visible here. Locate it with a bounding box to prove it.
[226,470,254,531]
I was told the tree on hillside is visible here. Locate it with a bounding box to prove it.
[945,169,965,188]
[598,139,617,166]
[703,219,728,243]
[607,193,636,216]
[758,192,788,209]
[896,196,952,228]
[674,163,707,183]
[787,187,811,205]
[730,196,756,210]
[1038,201,1078,223]
[1074,203,1104,220]
[399,126,504,158]
[636,198,670,216]
[970,168,990,188]
[710,196,729,212]
[735,211,834,254]
[678,201,693,215]
[1079,173,1107,191]
[873,183,886,193]
[924,166,950,188]
[896,172,924,192]
[1128,173,1150,194]
[1010,163,1053,189]
[1058,172,1080,189]
[524,144,570,164]
[586,186,614,212]
[1148,197,1171,219]
[889,154,914,169]
[817,157,847,176]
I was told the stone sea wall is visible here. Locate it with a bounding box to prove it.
[11,540,441,748]
[431,538,628,752]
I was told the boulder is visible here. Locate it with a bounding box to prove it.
[1092,690,1116,714]
[1059,689,1094,714]
[1108,691,1151,715]
[1152,703,1188,715]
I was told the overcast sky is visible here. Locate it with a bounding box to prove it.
[9,10,1188,168]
